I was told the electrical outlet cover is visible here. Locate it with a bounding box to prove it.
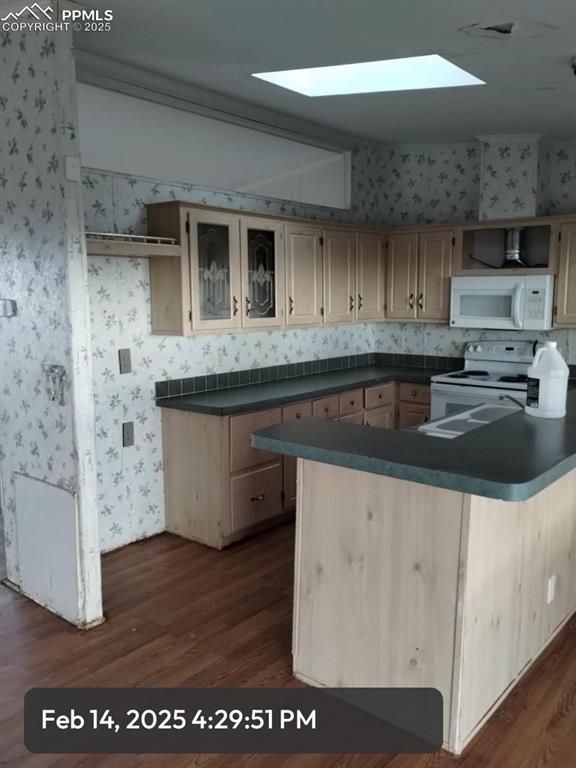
[122,422,134,448]
[118,348,132,375]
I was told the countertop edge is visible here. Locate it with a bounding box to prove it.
[250,432,576,502]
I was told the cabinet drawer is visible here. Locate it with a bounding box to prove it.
[398,382,430,405]
[230,408,281,472]
[283,401,312,422]
[231,463,282,532]
[312,395,339,420]
[365,382,395,410]
[339,389,364,415]
[364,404,395,429]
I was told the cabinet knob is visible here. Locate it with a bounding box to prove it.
[350,400,355,406]
[378,393,384,399]
[411,390,417,397]
[324,406,331,413]
[296,412,302,419]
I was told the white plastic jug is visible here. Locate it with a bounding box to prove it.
[525,341,569,419]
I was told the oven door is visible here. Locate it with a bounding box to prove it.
[430,382,525,420]
[450,277,525,330]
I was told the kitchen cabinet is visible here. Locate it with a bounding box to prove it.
[189,209,242,331]
[397,382,431,428]
[240,217,285,328]
[285,224,324,326]
[355,233,386,321]
[386,230,453,321]
[386,232,419,319]
[417,231,454,321]
[322,230,356,324]
[364,404,395,429]
[161,379,431,545]
[555,223,576,326]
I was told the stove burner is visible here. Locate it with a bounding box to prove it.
[499,374,529,383]
[449,370,489,379]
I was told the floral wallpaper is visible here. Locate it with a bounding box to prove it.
[372,323,576,364]
[478,136,540,220]
[354,143,480,226]
[0,23,102,623]
[87,254,374,551]
[538,140,576,216]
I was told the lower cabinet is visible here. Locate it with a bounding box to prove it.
[364,404,395,428]
[161,380,431,548]
[231,462,283,531]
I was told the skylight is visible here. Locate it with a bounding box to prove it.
[252,55,484,97]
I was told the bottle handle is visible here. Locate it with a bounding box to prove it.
[532,346,545,368]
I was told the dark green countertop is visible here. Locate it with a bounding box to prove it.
[156,365,441,416]
[251,388,576,502]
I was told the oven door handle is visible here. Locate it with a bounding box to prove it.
[512,284,524,329]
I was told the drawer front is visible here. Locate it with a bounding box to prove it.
[231,462,283,532]
[230,408,282,473]
[364,404,395,429]
[283,401,312,423]
[398,382,430,405]
[365,382,395,410]
[312,395,339,420]
[340,412,364,425]
[339,389,364,415]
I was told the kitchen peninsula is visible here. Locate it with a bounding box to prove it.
[252,388,576,754]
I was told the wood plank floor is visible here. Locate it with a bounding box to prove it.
[1,525,575,768]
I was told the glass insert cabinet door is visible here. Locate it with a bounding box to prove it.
[240,218,284,328]
[189,211,241,330]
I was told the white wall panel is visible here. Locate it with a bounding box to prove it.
[77,83,350,209]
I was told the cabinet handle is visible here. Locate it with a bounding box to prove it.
[296,412,302,419]
[350,400,356,406]
[418,293,424,309]
[358,294,363,310]
[289,296,294,315]
[324,406,331,413]
[408,293,415,310]
[378,393,384,399]
[233,295,239,316]
[250,494,265,502]
[411,390,418,397]
[245,296,251,316]
[349,295,355,312]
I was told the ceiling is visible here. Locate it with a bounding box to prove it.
[77,0,576,144]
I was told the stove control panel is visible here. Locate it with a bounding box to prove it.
[464,340,536,363]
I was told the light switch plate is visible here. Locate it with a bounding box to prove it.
[118,348,132,374]
[0,299,17,317]
[122,422,134,448]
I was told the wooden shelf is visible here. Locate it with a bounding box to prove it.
[86,232,181,259]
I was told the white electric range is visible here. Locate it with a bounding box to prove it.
[430,340,538,420]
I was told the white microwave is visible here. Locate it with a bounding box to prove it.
[450,275,554,331]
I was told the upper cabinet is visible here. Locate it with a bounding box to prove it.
[323,229,356,324]
[356,233,386,321]
[285,224,324,327]
[240,217,284,329]
[386,232,419,320]
[386,230,453,322]
[189,209,242,331]
[555,223,576,327]
[417,231,454,321]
